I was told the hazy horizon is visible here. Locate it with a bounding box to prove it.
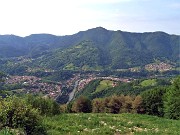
[1,26,179,37]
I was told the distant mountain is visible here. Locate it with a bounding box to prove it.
[0,27,179,71]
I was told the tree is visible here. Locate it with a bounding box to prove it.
[92,98,105,113]
[132,95,144,113]
[72,96,92,113]
[66,101,73,113]
[121,95,133,113]
[25,95,60,116]
[60,104,68,113]
[103,97,111,113]
[141,87,166,116]
[164,76,180,120]
[108,95,123,114]
[0,72,6,85]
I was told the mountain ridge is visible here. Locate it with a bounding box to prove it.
[0,27,179,72]
[1,27,179,38]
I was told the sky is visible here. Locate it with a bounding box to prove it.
[0,0,179,36]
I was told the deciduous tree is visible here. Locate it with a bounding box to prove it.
[164,76,180,120]
[72,96,92,113]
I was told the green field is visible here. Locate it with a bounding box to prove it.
[94,80,114,93]
[43,113,180,135]
[140,79,157,87]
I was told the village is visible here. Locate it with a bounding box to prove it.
[5,75,62,98]
[77,76,131,91]
[145,62,173,71]
[4,73,132,100]
[3,62,173,101]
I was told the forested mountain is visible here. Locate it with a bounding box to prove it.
[0,27,179,71]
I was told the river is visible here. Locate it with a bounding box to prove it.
[67,80,79,103]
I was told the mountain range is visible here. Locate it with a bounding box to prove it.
[0,27,179,72]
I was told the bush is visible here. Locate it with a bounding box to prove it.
[92,98,105,113]
[108,95,123,114]
[132,95,144,113]
[25,94,60,116]
[0,96,46,135]
[72,96,92,113]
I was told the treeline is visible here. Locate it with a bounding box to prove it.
[141,76,180,119]
[63,95,144,114]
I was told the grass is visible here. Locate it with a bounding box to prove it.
[43,113,180,135]
[174,67,180,71]
[140,79,157,87]
[95,80,113,93]
[0,128,23,135]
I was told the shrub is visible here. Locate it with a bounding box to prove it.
[132,95,144,113]
[66,101,73,113]
[72,96,92,113]
[25,94,60,116]
[60,104,68,113]
[108,95,123,113]
[0,96,46,135]
[92,98,105,113]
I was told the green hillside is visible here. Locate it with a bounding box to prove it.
[34,40,102,70]
[32,29,180,70]
[140,79,157,87]
[0,27,179,73]
[75,78,171,100]
[95,80,114,93]
[43,113,180,135]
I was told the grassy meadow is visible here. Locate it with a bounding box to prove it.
[140,79,157,87]
[95,80,114,93]
[43,113,180,135]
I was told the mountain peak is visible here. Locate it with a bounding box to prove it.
[87,27,108,32]
[95,26,107,30]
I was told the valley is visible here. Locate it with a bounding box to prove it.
[0,27,179,135]
[1,72,134,104]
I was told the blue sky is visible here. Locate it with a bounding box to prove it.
[0,0,179,36]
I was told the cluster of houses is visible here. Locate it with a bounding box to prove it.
[77,77,95,91]
[145,62,173,71]
[5,76,62,98]
[5,74,133,100]
[77,76,131,91]
[6,76,41,84]
[65,74,81,88]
